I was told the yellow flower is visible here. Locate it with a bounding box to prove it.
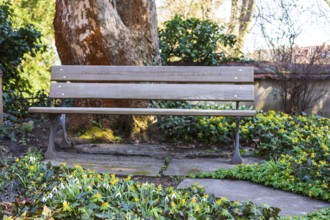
[111,178,119,185]
[321,144,329,151]
[319,160,327,166]
[63,201,72,212]
[311,152,316,158]
[101,202,109,209]
[181,198,186,204]
[29,165,35,171]
[15,158,20,163]
[111,174,116,179]
[97,174,102,179]
[134,197,139,202]
[216,197,228,205]
[74,164,82,169]
[195,204,201,212]
[93,192,102,200]
[157,184,162,192]
[171,201,176,208]
[191,197,196,204]
[308,191,312,197]
[322,183,328,189]
[61,162,67,167]
[125,176,131,181]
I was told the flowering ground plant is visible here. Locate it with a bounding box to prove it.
[0,151,280,219]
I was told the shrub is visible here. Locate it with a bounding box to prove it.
[0,2,50,118]
[0,1,42,94]
[155,101,239,144]
[3,90,50,118]
[158,15,238,65]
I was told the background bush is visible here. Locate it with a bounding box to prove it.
[158,15,238,65]
[0,1,52,117]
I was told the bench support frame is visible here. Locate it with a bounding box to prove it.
[45,114,71,159]
[230,102,243,164]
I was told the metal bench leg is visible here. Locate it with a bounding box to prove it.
[230,117,243,164]
[59,114,71,148]
[45,116,60,159]
[44,114,71,159]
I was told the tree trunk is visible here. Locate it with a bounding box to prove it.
[325,0,330,8]
[228,0,255,55]
[54,0,161,141]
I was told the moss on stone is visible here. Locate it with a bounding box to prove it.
[80,127,121,143]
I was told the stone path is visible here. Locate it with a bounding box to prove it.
[45,144,330,217]
[45,152,164,176]
[178,179,330,217]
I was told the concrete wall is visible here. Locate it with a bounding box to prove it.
[254,79,330,117]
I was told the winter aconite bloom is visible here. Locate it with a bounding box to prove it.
[63,201,72,212]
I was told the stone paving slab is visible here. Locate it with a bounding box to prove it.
[164,157,262,176]
[73,143,229,159]
[44,152,164,176]
[177,178,330,217]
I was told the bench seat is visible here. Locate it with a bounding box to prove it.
[29,107,256,117]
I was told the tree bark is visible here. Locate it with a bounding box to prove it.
[54,0,161,140]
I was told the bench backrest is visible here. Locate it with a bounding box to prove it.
[50,66,254,102]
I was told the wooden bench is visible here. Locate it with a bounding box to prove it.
[29,65,256,164]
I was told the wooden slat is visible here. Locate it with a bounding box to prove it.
[51,65,254,83]
[50,83,254,101]
[29,107,256,117]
